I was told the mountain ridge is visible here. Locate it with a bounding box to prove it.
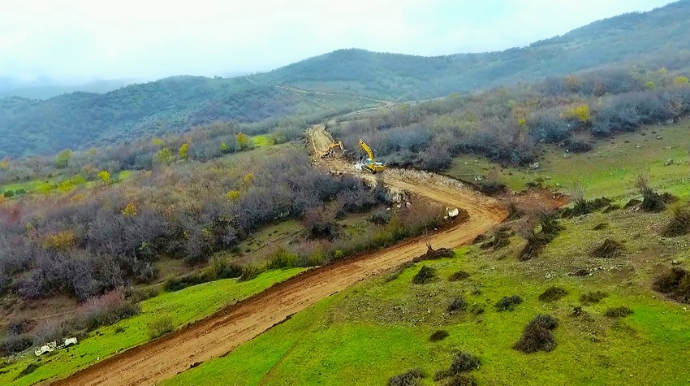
[2,0,690,158]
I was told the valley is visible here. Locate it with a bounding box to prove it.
[2,2,690,386]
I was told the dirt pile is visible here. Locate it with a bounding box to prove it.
[590,239,625,258]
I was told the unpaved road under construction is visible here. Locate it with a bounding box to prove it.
[50,127,508,386]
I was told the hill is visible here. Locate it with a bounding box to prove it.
[0,76,372,157]
[257,1,690,99]
[0,79,136,100]
[2,0,690,158]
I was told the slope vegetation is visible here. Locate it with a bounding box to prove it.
[45,148,507,386]
[3,1,690,158]
[257,1,690,99]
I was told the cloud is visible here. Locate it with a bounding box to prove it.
[0,0,676,82]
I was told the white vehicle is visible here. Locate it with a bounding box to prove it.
[34,337,78,357]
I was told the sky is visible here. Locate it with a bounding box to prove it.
[0,0,677,84]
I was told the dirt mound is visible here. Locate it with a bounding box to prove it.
[412,266,437,284]
[590,239,625,258]
[624,199,642,209]
[662,209,690,237]
[605,306,633,318]
[538,287,568,302]
[448,270,471,281]
[413,245,455,262]
[652,267,690,303]
[514,315,559,353]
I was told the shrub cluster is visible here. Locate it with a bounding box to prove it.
[412,266,437,285]
[538,287,569,302]
[1,289,139,357]
[652,267,690,303]
[434,351,481,384]
[514,314,559,353]
[495,295,524,311]
[388,369,425,386]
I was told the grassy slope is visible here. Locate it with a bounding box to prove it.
[164,122,690,386]
[0,170,134,196]
[446,121,690,200]
[1,269,304,385]
[165,240,690,385]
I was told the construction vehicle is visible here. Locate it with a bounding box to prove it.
[320,141,344,158]
[358,139,386,173]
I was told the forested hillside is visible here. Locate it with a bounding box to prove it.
[258,1,690,98]
[0,79,135,100]
[2,0,689,158]
[0,77,369,158]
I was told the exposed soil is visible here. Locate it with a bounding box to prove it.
[49,126,511,386]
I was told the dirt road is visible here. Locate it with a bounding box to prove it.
[50,132,507,386]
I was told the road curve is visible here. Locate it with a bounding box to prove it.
[49,168,506,386]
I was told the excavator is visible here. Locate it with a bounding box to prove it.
[320,141,344,158]
[358,139,386,173]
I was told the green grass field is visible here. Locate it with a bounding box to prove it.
[0,170,135,196]
[1,269,304,386]
[165,219,690,386]
[446,122,690,200]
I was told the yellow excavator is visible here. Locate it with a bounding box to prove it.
[358,139,386,173]
[320,141,344,158]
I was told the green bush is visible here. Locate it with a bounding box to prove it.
[605,306,633,318]
[580,291,608,304]
[448,270,470,281]
[388,368,425,386]
[435,351,481,381]
[495,295,523,311]
[148,315,174,339]
[412,266,437,284]
[267,248,300,269]
[164,272,213,292]
[429,330,450,342]
[447,296,467,313]
[538,287,568,302]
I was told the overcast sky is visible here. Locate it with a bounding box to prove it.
[0,0,676,83]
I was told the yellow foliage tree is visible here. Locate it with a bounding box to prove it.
[563,104,591,124]
[98,170,111,184]
[0,158,9,170]
[179,143,189,160]
[220,142,229,152]
[43,230,77,252]
[673,76,689,87]
[225,190,241,201]
[645,81,656,90]
[88,147,97,157]
[152,138,164,146]
[659,67,668,75]
[153,147,173,165]
[237,132,250,150]
[243,173,254,186]
[122,202,138,217]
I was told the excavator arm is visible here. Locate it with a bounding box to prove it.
[358,139,386,173]
[358,140,376,161]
